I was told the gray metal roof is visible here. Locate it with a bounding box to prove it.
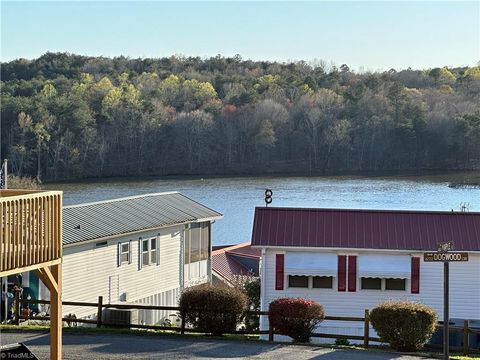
[63,192,222,246]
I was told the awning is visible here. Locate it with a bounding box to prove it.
[285,252,337,277]
[358,254,411,279]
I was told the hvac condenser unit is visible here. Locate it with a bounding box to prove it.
[104,308,139,326]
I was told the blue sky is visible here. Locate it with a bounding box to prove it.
[1,1,479,71]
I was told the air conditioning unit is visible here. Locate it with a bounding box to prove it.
[104,308,139,326]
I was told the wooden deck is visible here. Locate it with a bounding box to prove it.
[1,189,63,360]
[0,190,62,276]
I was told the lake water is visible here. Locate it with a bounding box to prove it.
[44,174,480,245]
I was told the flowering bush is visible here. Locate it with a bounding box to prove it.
[179,284,247,336]
[369,300,437,351]
[268,297,324,343]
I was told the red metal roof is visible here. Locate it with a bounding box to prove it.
[211,242,260,285]
[251,207,480,251]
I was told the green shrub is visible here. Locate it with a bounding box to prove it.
[243,279,260,332]
[369,300,438,351]
[179,284,248,336]
[268,297,324,343]
[335,338,350,346]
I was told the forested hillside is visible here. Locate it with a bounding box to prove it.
[1,53,479,181]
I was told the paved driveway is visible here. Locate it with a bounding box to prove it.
[0,331,433,360]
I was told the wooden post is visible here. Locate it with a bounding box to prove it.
[180,312,185,335]
[97,296,103,328]
[14,290,20,325]
[50,263,62,360]
[364,309,370,348]
[463,320,469,356]
[268,321,274,341]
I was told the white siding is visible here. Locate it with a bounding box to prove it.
[184,260,209,287]
[136,287,181,325]
[260,248,480,343]
[59,226,184,319]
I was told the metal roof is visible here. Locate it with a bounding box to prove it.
[211,243,260,285]
[63,192,222,245]
[251,207,480,251]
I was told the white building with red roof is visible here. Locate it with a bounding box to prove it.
[251,206,480,343]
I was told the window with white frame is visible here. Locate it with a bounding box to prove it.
[141,237,159,267]
[358,255,409,291]
[288,275,309,288]
[361,277,382,290]
[120,243,129,264]
[117,241,131,266]
[360,277,406,291]
[385,278,406,291]
[150,238,157,264]
[312,276,333,289]
[287,275,334,289]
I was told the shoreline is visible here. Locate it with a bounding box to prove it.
[41,169,480,186]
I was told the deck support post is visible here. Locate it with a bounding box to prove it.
[36,264,62,360]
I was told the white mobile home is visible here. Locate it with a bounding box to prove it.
[251,207,480,342]
[30,192,222,324]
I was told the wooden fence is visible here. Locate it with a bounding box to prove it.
[13,296,480,355]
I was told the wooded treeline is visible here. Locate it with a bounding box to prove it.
[1,53,479,181]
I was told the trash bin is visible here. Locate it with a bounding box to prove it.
[449,318,480,350]
[468,319,480,350]
[429,320,461,347]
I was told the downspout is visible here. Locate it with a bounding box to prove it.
[207,221,214,284]
[180,227,185,292]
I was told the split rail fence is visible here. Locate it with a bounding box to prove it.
[13,295,480,355]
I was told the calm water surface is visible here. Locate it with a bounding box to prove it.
[44,174,480,245]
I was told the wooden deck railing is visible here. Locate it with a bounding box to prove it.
[0,190,63,276]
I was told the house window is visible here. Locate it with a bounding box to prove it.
[361,277,382,290]
[200,223,209,261]
[385,278,406,291]
[120,243,129,264]
[184,229,191,264]
[288,275,308,288]
[184,222,210,264]
[150,238,157,264]
[141,237,158,267]
[190,224,201,262]
[312,276,333,289]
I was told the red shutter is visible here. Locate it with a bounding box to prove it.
[348,255,357,292]
[275,254,284,290]
[411,257,420,294]
[338,255,347,291]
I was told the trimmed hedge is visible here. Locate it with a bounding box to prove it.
[369,300,437,351]
[179,284,248,336]
[269,297,324,343]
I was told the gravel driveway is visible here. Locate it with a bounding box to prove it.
[0,331,434,360]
